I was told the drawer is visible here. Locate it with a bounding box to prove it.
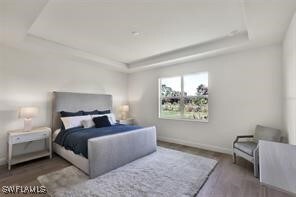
[11,131,49,144]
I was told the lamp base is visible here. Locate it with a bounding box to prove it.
[24,118,33,131]
[121,112,128,120]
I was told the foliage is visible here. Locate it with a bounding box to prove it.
[196,84,208,96]
[161,84,182,97]
[162,102,180,112]
[160,83,208,120]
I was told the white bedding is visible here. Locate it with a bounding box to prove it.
[53,129,61,141]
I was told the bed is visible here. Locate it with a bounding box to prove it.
[52,92,157,178]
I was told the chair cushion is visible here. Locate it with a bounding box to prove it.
[234,141,258,156]
[254,125,281,142]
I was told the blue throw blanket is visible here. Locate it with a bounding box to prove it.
[55,124,142,158]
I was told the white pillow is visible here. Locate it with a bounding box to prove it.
[91,113,116,125]
[61,115,91,130]
[81,119,95,128]
[108,113,116,125]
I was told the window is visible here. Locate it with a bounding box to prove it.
[159,72,208,121]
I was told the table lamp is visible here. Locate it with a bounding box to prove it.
[120,105,129,120]
[20,107,38,131]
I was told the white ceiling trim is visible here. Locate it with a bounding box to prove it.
[240,0,250,40]
[127,40,281,73]
[21,31,253,73]
[24,34,128,71]
[22,31,251,73]
[128,31,249,71]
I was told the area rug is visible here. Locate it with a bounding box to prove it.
[38,147,217,197]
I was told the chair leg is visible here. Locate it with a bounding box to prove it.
[254,162,259,178]
[233,153,237,164]
[253,146,259,178]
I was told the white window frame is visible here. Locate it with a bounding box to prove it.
[158,72,209,122]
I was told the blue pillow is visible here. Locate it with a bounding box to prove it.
[60,111,84,117]
[93,116,111,128]
[83,110,111,115]
[83,110,100,115]
[98,110,111,114]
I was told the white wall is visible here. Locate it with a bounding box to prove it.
[0,44,128,164]
[0,42,284,165]
[283,12,296,145]
[128,45,283,154]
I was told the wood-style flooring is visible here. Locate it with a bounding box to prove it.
[0,141,294,197]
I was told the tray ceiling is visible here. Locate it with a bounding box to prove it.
[28,0,246,63]
[1,0,296,72]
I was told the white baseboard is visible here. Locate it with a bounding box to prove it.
[157,136,232,155]
[0,157,7,166]
[260,182,296,196]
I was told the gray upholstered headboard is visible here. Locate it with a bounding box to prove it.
[52,92,112,131]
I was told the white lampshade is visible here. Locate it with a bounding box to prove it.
[20,107,39,119]
[120,105,129,112]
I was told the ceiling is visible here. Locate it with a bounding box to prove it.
[1,0,296,72]
[28,0,246,63]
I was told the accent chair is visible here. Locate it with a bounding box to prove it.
[233,125,281,177]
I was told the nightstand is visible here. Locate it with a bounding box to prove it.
[7,127,52,170]
[118,118,134,125]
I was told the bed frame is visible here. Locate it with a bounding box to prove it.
[52,92,157,178]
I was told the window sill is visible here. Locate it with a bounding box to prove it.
[158,117,208,123]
